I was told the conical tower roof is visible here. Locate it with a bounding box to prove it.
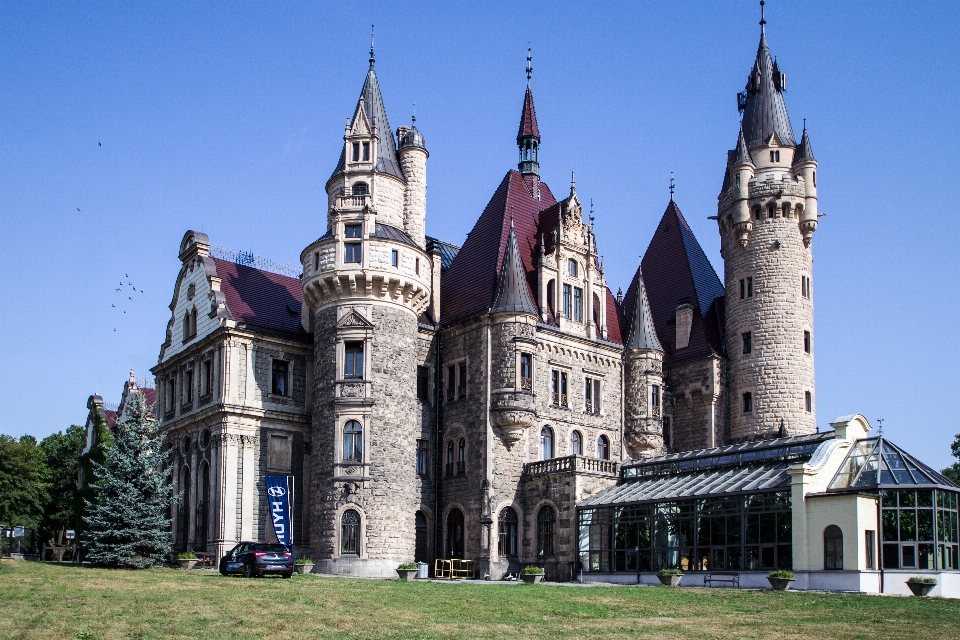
[331,64,405,181]
[793,126,816,164]
[517,86,540,142]
[626,268,662,351]
[741,30,795,149]
[733,126,755,165]
[491,221,538,315]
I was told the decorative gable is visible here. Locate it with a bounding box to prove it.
[337,309,374,329]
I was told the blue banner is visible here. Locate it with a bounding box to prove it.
[265,475,294,552]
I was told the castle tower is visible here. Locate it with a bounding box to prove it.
[301,42,433,577]
[397,111,428,248]
[517,48,541,199]
[623,267,665,457]
[717,9,818,442]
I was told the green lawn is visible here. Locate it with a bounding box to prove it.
[2,561,958,639]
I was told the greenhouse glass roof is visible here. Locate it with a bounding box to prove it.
[828,437,958,491]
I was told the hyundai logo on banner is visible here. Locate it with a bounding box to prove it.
[265,475,294,552]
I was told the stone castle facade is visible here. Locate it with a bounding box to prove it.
[151,19,821,579]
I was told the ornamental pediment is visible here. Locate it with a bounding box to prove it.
[337,309,374,329]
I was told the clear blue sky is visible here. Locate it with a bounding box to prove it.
[2,1,959,470]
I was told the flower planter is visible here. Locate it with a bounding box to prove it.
[767,577,795,591]
[907,581,936,597]
[658,574,682,586]
[177,559,197,570]
[520,573,544,584]
[396,568,417,581]
[294,564,314,575]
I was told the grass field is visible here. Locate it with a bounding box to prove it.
[2,561,959,639]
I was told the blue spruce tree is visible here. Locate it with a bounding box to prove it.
[84,391,177,568]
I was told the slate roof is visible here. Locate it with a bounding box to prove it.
[426,237,461,272]
[517,86,540,141]
[211,258,305,336]
[491,222,539,315]
[331,66,405,182]
[625,267,662,351]
[624,200,725,361]
[794,127,816,164]
[741,31,796,149]
[372,222,418,247]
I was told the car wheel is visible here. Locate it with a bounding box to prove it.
[244,562,255,578]
[219,560,229,577]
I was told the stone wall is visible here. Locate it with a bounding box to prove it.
[399,147,427,248]
[664,355,723,452]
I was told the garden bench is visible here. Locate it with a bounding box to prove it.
[703,571,740,589]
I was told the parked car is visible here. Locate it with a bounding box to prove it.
[219,542,293,578]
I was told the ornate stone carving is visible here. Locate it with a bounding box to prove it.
[626,431,664,456]
[341,383,364,398]
[490,390,536,444]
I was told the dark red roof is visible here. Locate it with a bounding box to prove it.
[517,87,540,141]
[626,201,724,361]
[212,258,305,335]
[604,287,624,344]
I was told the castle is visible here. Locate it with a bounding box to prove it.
[143,14,960,591]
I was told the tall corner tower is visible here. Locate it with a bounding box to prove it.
[623,266,665,457]
[717,9,819,442]
[301,39,432,577]
[397,111,428,248]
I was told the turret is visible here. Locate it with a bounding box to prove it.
[397,109,428,248]
[623,267,665,457]
[517,48,540,179]
[718,3,817,442]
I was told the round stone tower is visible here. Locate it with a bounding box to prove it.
[397,116,428,248]
[301,51,432,577]
[718,20,818,443]
[623,267,665,457]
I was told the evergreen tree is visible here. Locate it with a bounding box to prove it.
[84,392,177,568]
[943,433,960,485]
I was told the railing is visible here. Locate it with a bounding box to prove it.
[336,192,370,208]
[522,455,619,478]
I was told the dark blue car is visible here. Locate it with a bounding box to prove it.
[219,541,293,578]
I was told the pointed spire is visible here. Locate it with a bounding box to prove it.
[759,0,766,34]
[570,171,576,195]
[526,45,533,87]
[517,53,541,176]
[369,24,375,69]
[669,172,675,202]
[739,3,796,149]
[491,221,538,315]
[627,267,662,351]
[793,122,816,164]
[733,126,755,165]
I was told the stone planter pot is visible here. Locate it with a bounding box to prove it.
[294,564,314,575]
[907,581,936,597]
[520,573,544,584]
[396,569,418,581]
[767,577,795,591]
[657,574,682,586]
[177,559,197,570]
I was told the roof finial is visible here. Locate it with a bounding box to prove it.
[570,170,576,194]
[412,102,417,125]
[803,117,806,132]
[369,24,375,68]
[759,0,766,34]
[669,172,675,202]
[526,45,533,86]
[877,416,884,436]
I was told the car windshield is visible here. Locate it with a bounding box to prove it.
[253,544,287,553]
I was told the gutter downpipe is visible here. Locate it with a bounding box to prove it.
[434,322,442,571]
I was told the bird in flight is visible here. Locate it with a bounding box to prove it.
[111,304,115,308]
[98,142,101,147]
[77,208,81,212]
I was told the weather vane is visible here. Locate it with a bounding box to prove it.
[369,24,375,68]
[669,172,675,201]
[526,46,533,85]
[760,0,766,31]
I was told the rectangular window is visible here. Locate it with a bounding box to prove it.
[740,279,745,300]
[585,378,594,413]
[743,391,753,413]
[742,331,752,354]
[165,379,175,412]
[184,369,194,404]
[651,384,660,410]
[552,370,568,407]
[520,353,532,390]
[416,439,429,475]
[345,243,362,263]
[268,434,292,471]
[352,142,360,162]
[417,366,429,402]
[415,258,420,275]
[391,249,398,267]
[446,366,455,401]
[562,284,572,319]
[362,142,370,161]
[663,416,672,449]
[573,287,583,322]
[747,277,753,298]
[801,275,807,298]
[458,363,467,398]
[865,530,876,570]
[201,360,212,396]
[805,390,812,412]
[313,251,319,271]
[568,258,578,277]
[271,359,289,396]
[344,342,364,379]
[804,331,812,354]
[344,224,362,238]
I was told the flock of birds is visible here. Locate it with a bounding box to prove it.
[112,273,145,331]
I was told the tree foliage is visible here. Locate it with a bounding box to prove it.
[943,433,960,485]
[0,434,50,529]
[37,425,86,542]
[84,393,177,568]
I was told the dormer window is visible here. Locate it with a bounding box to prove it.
[770,150,780,163]
[567,259,578,277]
[362,142,370,161]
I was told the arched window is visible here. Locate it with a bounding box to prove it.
[447,509,464,559]
[597,435,610,460]
[824,525,843,570]
[570,430,583,456]
[446,441,454,476]
[457,438,466,474]
[343,420,362,461]
[537,506,556,558]
[540,427,554,460]
[341,509,361,555]
[546,280,556,316]
[415,512,429,563]
[498,507,518,558]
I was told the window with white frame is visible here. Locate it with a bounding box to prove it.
[551,370,568,407]
[343,420,363,462]
[519,353,532,390]
[573,287,583,322]
[567,258,578,277]
[344,342,364,378]
[585,377,600,414]
[271,359,289,396]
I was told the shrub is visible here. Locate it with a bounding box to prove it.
[397,563,418,570]
[769,570,795,580]
[657,568,683,576]
[521,565,544,575]
[294,557,314,565]
[907,576,937,584]
[176,552,197,560]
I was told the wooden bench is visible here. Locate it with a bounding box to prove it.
[703,571,741,589]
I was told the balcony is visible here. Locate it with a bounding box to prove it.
[335,190,370,210]
[522,455,619,479]
[490,389,536,445]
